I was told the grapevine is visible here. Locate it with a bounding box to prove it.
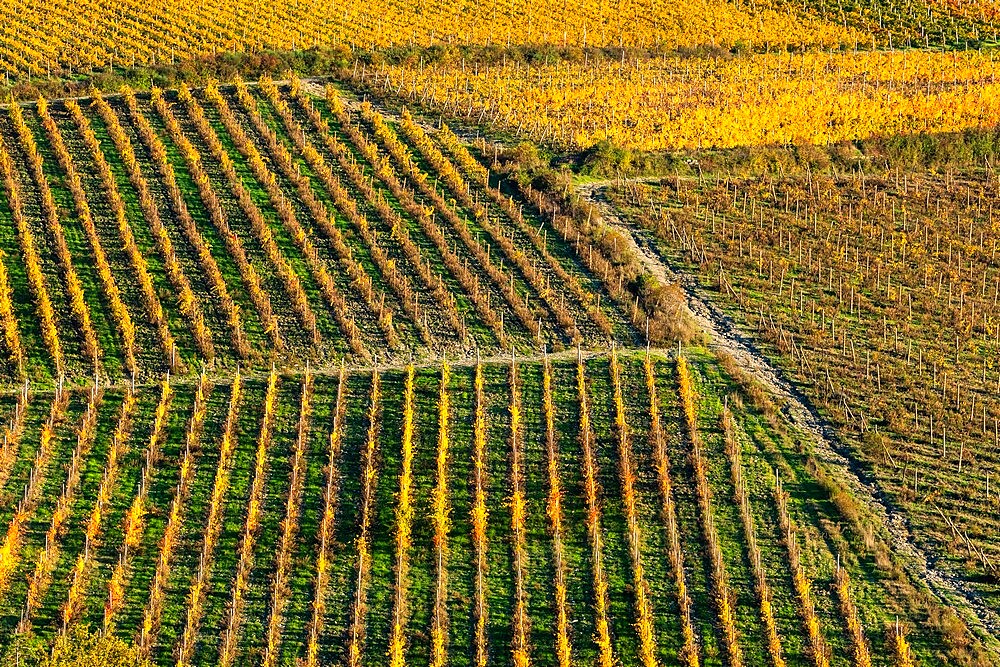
[121,88,248,358]
[774,472,830,667]
[61,384,138,629]
[834,557,873,667]
[398,109,578,340]
[231,78,397,353]
[19,383,103,634]
[89,89,214,360]
[38,98,138,375]
[262,369,314,667]
[0,131,58,372]
[319,88,468,340]
[218,367,278,667]
[265,78,432,346]
[576,354,615,667]
[721,404,786,667]
[67,99,179,372]
[644,353,699,667]
[609,348,657,667]
[892,620,915,667]
[388,363,416,667]
[346,369,382,667]
[508,360,531,667]
[363,103,536,340]
[678,355,744,667]
[0,246,22,375]
[9,101,100,367]
[438,122,612,336]
[471,359,489,667]
[138,373,211,657]
[430,362,451,667]
[541,355,572,667]
[178,84,321,346]
[291,83,451,342]
[103,376,173,631]
[149,87,283,352]
[0,381,30,491]
[0,0,859,80]
[302,362,348,667]
[175,369,244,666]
[335,90,504,341]
[0,381,70,599]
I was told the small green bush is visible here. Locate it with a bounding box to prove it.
[1,626,149,667]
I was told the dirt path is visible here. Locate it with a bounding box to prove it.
[577,178,1000,658]
[0,346,638,396]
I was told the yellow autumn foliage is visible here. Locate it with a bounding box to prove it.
[0,0,859,76]
[375,49,1000,150]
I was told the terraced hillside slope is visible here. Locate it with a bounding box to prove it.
[0,82,659,384]
[0,350,970,666]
